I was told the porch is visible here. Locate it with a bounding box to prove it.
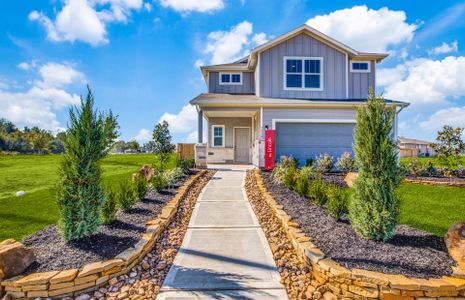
[195,108,262,166]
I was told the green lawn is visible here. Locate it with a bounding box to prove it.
[344,183,465,237]
[400,156,465,169]
[397,183,465,236]
[0,154,176,241]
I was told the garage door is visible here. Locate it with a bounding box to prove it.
[275,122,355,164]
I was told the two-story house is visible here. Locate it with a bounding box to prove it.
[190,24,408,167]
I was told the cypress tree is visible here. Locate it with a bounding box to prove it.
[349,91,403,241]
[57,86,118,241]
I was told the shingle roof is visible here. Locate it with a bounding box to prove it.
[399,137,433,145]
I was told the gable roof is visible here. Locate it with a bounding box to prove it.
[199,24,389,82]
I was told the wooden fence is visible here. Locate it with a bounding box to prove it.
[399,147,417,158]
[177,143,195,160]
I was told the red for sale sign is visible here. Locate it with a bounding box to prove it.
[264,129,276,170]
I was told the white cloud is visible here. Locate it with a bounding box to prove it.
[37,62,85,88]
[0,62,83,131]
[29,0,145,46]
[420,106,465,132]
[306,5,417,52]
[203,21,268,65]
[379,56,465,104]
[17,62,31,70]
[251,32,268,46]
[428,41,458,55]
[185,130,198,143]
[143,2,152,12]
[134,128,151,142]
[194,59,204,68]
[160,0,224,13]
[158,104,197,134]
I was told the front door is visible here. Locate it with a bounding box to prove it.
[234,128,251,163]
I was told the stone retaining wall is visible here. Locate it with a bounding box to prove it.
[1,170,207,300]
[404,179,465,187]
[253,170,465,300]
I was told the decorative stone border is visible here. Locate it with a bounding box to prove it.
[253,170,465,300]
[404,178,465,187]
[1,170,207,300]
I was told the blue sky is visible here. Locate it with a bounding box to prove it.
[1,0,465,143]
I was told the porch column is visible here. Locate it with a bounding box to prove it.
[197,109,203,143]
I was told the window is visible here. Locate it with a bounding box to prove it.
[212,125,224,147]
[219,72,242,85]
[284,57,323,91]
[350,61,370,73]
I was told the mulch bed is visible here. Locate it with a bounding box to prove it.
[22,172,196,273]
[262,171,455,279]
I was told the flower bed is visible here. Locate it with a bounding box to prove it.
[1,170,209,299]
[252,170,465,299]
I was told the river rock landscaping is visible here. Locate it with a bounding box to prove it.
[73,170,214,300]
[261,171,455,278]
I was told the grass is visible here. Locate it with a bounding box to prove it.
[344,183,465,237]
[0,153,176,241]
[400,156,465,169]
[397,183,465,236]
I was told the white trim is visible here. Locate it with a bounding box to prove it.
[211,125,225,147]
[350,60,371,73]
[271,118,356,129]
[219,72,243,85]
[255,52,261,97]
[283,56,324,91]
[233,126,252,163]
[345,53,349,98]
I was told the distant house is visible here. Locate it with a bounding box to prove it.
[399,137,435,157]
[190,24,409,166]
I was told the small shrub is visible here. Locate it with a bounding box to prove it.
[101,187,118,224]
[177,158,195,173]
[137,164,155,182]
[163,167,184,189]
[420,160,436,176]
[272,156,298,184]
[295,166,313,196]
[308,176,328,205]
[133,175,149,200]
[152,173,167,192]
[283,164,297,190]
[407,159,422,176]
[117,180,138,211]
[326,185,349,220]
[336,152,356,172]
[314,154,334,173]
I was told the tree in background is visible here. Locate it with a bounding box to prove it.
[431,125,465,169]
[126,139,140,151]
[57,86,119,241]
[152,120,175,169]
[349,91,403,241]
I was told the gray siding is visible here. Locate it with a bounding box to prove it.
[349,60,376,98]
[208,117,252,148]
[208,72,255,94]
[259,33,347,99]
[262,108,356,130]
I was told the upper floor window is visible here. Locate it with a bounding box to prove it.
[212,125,225,147]
[283,57,323,91]
[350,61,370,73]
[219,72,242,85]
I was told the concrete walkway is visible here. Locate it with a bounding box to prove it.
[157,165,288,300]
